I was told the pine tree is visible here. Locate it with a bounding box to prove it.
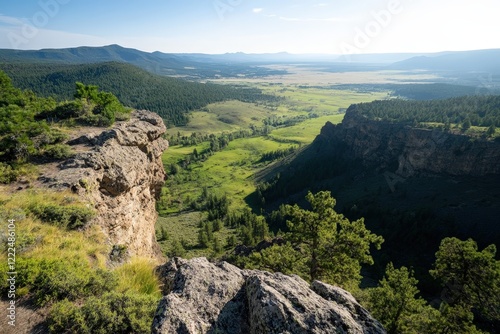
[368,263,438,334]
[285,191,383,287]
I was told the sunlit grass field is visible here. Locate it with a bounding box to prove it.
[270,114,345,144]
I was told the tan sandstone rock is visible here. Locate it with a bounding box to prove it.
[40,110,168,259]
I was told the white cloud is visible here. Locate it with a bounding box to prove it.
[278,16,349,23]
[0,15,25,26]
[252,8,263,14]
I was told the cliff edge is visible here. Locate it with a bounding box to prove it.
[40,110,168,259]
[317,107,500,177]
[152,257,386,334]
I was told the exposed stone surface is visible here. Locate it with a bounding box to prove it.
[39,110,168,259]
[152,257,386,334]
[318,108,500,177]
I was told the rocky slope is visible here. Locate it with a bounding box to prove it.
[40,110,168,259]
[318,108,500,177]
[152,257,386,334]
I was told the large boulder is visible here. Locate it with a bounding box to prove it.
[152,257,386,334]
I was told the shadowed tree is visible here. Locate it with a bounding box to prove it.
[285,191,383,287]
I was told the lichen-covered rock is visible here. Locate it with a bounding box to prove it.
[152,257,386,334]
[40,110,168,259]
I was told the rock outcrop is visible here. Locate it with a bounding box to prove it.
[40,110,168,259]
[318,108,500,177]
[152,257,386,334]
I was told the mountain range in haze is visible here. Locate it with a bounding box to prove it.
[1,44,500,79]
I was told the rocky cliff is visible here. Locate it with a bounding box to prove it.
[318,108,500,177]
[40,110,168,259]
[151,257,386,334]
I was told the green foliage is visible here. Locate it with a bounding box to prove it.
[285,191,383,286]
[487,124,496,136]
[12,258,117,306]
[351,95,500,128]
[29,203,95,229]
[169,239,187,257]
[235,210,270,246]
[1,62,279,126]
[43,143,73,159]
[157,226,169,241]
[0,70,64,164]
[462,118,471,132]
[0,162,18,183]
[259,146,297,163]
[430,238,500,322]
[70,82,129,126]
[247,242,307,276]
[47,291,158,334]
[0,189,162,332]
[368,263,438,334]
[212,237,224,254]
[432,303,486,334]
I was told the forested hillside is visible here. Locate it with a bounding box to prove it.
[0,62,279,126]
[255,97,500,329]
[354,95,500,128]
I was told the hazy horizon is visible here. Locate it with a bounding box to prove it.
[1,0,499,55]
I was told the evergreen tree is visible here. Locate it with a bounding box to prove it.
[368,263,438,334]
[285,191,383,286]
[430,238,500,325]
[487,124,496,137]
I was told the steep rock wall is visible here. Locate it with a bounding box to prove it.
[318,108,500,177]
[41,110,168,259]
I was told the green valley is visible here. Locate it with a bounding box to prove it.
[155,86,389,258]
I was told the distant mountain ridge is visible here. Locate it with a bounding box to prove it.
[2,45,500,76]
[0,44,287,79]
[388,48,500,73]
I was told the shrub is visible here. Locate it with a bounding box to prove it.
[54,100,85,119]
[48,291,159,334]
[44,144,73,159]
[0,162,18,183]
[29,203,95,229]
[8,258,117,306]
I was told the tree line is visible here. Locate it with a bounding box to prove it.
[351,95,500,128]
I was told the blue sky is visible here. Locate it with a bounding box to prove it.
[0,0,499,54]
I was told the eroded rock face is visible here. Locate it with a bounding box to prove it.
[318,108,500,177]
[41,110,168,259]
[152,257,386,334]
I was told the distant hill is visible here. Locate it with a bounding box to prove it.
[0,62,278,126]
[388,49,500,73]
[0,44,287,79]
